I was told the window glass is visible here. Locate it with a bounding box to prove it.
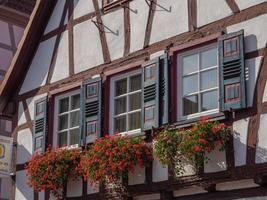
[182,54,198,75]
[115,78,127,96]
[200,48,217,69]
[111,72,141,134]
[56,92,80,147]
[179,46,218,118]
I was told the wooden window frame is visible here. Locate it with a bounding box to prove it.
[169,32,223,123]
[53,89,81,148]
[109,69,142,136]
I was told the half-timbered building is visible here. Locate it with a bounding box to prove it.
[1,0,267,199]
[0,1,35,199]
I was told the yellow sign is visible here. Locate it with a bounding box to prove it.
[0,135,13,177]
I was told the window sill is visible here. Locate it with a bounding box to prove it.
[174,112,226,129]
[103,0,131,13]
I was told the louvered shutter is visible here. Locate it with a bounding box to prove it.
[33,97,48,153]
[81,77,102,144]
[219,30,246,111]
[159,53,169,125]
[141,58,160,131]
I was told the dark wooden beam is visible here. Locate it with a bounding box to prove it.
[144,0,157,47]
[188,0,197,31]
[22,99,33,133]
[46,0,69,84]
[225,0,240,13]
[92,0,111,64]
[123,1,131,56]
[68,0,74,76]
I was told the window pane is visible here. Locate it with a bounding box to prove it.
[182,54,198,75]
[70,129,80,145]
[59,97,69,113]
[200,69,217,90]
[201,90,218,111]
[70,111,79,127]
[115,97,126,115]
[183,74,198,95]
[129,92,141,111]
[114,116,126,133]
[200,48,217,69]
[115,78,127,96]
[130,75,141,92]
[183,95,198,115]
[129,112,141,131]
[58,131,67,147]
[71,94,80,110]
[58,114,68,131]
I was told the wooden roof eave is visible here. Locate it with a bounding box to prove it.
[0,0,57,113]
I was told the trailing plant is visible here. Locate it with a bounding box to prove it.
[80,134,153,184]
[180,119,230,168]
[153,128,185,177]
[26,147,81,199]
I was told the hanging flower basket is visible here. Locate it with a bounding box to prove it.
[26,147,81,199]
[80,134,153,199]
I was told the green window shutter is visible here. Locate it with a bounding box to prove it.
[81,77,102,144]
[218,30,246,112]
[33,97,48,153]
[159,53,169,125]
[141,58,160,131]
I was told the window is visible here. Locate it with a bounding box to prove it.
[54,90,80,147]
[110,70,142,135]
[177,44,219,120]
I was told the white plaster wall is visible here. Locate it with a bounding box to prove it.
[263,82,267,102]
[26,93,48,121]
[133,194,160,200]
[44,0,66,34]
[1,177,11,199]
[217,179,258,191]
[51,30,69,83]
[128,166,145,185]
[39,191,45,200]
[174,186,207,197]
[67,177,83,197]
[102,9,124,61]
[150,0,188,45]
[246,57,262,107]
[256,114,267,163]
[227,14,267,53]
[87,182,99,194]
[17,128,33,164]
[152,158,168,182]
[0,20,11,45]
[204,147,227,173]
[197,0,232,27]
[233,118,249,166]
[129,0,149,53]
[73,0,95,19]
[73,19,104,74]
[235,0,267,10]
[13,25,24,47]
[18,101,26,126]
[15,170,33,200]
[19,37,56,94]
[0,48,13,71]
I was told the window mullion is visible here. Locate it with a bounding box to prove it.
[67,97,71,146]
[126,77,130,132]
[198,53,201,113]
